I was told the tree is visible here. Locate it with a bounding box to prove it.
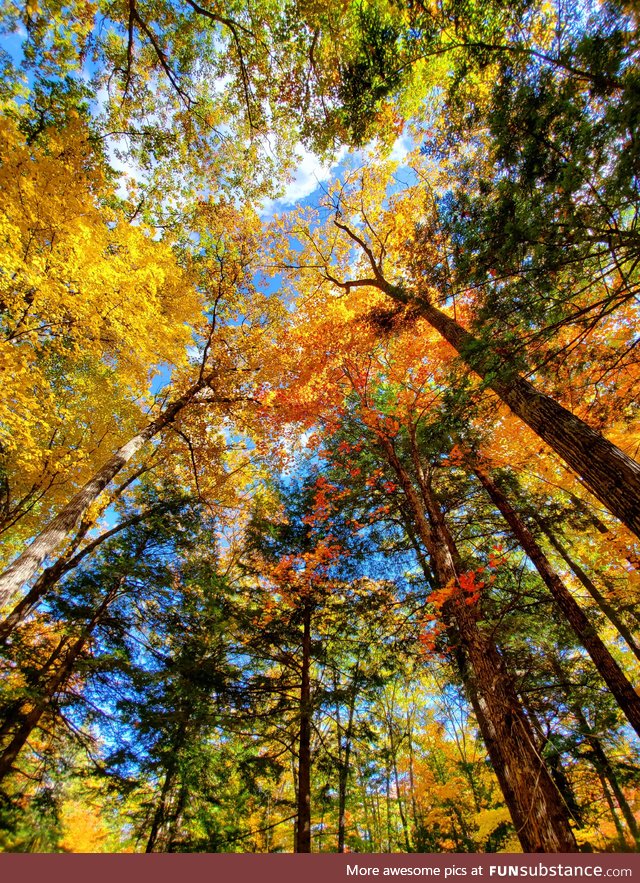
[0,162,281,615]
[268,163,640,539]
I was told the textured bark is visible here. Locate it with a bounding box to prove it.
[0,378,210,611]
[409,297,640,539]
[536,520,640,663]
[377,435,578,852]
[295,602,312,853]
[332,225,640,536]
[445,592,577,852]
[472,463,640,739]
[0,502,175,644]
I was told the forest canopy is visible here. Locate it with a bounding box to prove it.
[0,0,639,855]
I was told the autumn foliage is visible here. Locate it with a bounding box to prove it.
[0,0,639,856]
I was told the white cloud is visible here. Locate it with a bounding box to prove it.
[280,145,346,204]
[388,132,413,165]
[260,131,416,217]
[260,143,348,217]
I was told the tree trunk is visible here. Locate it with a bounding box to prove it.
[0,603,107,781]
[0,377,210,611]
[446,590,578,852]
[395,291,640,539]
[376,434,578,852]
[146,761,178,853]
[472,462,640,739]
[295,601,312,853]
[589,740,640,846]
[524,703,583,828]
[337,661,359,853]
[536,520,640,663]
[550,655,640,845]
[392,751,412,853]
[601,771,628,845]
[145,724,190,854]
[0,501,177,644]
[359,763,375,851]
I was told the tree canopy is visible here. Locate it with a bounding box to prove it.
[0,0,640,855]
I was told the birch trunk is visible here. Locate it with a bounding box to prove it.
[0,378,208,610]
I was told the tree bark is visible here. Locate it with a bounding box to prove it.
[355,258,640,538]
[536,520,640,663]
[376,434,578,852]
[411,298,640,539]
[295,600,312,853]
[0,377,210,611]
[472,462,640,739]
[337,660,359,853]
[550,656,640,847]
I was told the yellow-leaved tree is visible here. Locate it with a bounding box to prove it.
[0,108,202,535]
[0,107,205,605]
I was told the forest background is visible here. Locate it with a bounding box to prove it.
[0,0,639,855]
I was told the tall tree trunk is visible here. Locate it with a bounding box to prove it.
[416,297,640,538]
[550,655,640,846]
[377,434,578,852]
[0,377,210,610]
[146,760,178,853]
[359,763,375,851]
[0,589,113,781]
[0,501,176,644]
[337,660,359,853]
[587,738,640,846]
[145,722,190,854]
[385,700,412,853]
[385,763,393,852]
[166,783,188,853]
[601,771,628,845]
[523,702,583,828]
[471,462,640,739]
[295,601,312,853]
[393,755,412,853]
[361,261,640,537]
[536,519,640,663]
